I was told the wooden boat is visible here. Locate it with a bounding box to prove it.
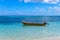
[22,21,48,26]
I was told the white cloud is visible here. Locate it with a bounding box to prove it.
[24,0,29,3]
[35,7,50,15]
[24,0,44,3]
[23,0,59,4]
[53,6,60,13]
[34,6,60,15]
[44,0,59,4]
[43,0,48,3]
[24,0,31,3]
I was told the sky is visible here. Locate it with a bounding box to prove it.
[0,0,60,15]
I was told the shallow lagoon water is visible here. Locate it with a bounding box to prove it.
[0,16,60,40]
[0,22,60,40]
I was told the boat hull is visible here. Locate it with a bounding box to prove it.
[22,22,46,26]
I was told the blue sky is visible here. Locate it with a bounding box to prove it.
[0,0,60,15]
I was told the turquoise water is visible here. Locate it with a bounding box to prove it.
[0,16,60,40]
[0,22,60,40]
